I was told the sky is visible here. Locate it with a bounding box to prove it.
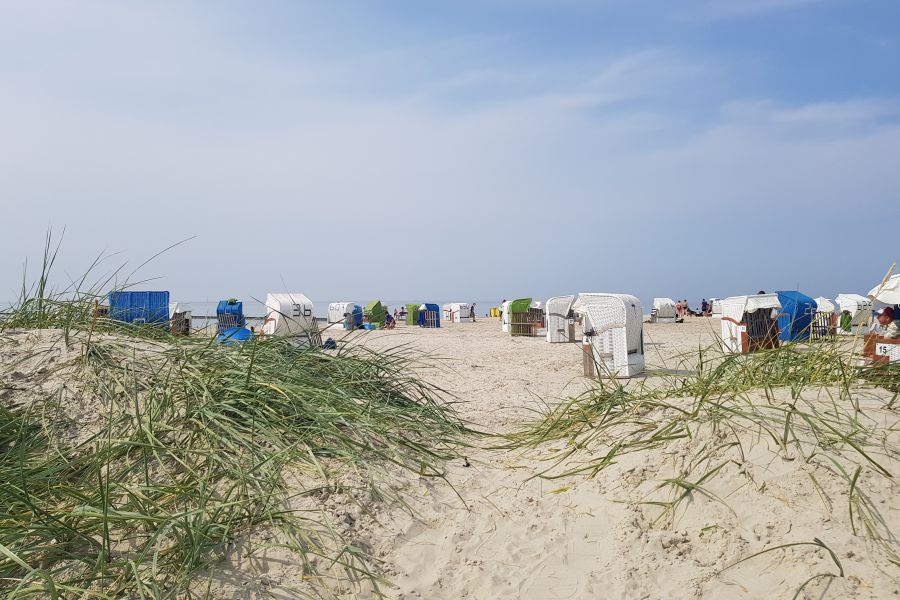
[1,0,898,311]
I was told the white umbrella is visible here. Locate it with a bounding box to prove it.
[868,274,900,305]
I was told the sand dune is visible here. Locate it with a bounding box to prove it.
[2,318,897,599]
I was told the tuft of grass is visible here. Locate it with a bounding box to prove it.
[0,236,470,598]
[507,337,900,580]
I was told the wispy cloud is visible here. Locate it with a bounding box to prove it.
[0,1,896,303]
[673,0,827,21]
[719,97,900,138]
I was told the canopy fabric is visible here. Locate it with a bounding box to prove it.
[417,303,441,327]
[653,298,676,309]
[653,298,677,319]
[868,274,900,305]
[545,295,575,317]
[573,294,636,321]
[835,293,873,330]
[721,294,781,323]
[836,293,871,315]
[349,305,363,327]
[571,293,609,313]
[364,300,385,325]
[545,295,576,343]
[263,293,314,336]
[776,291,817,342]
[405,303,420,325]
[329,303,362,328]
[576,294,644,372]
[509,298,533,313]
[108,291,170,324]
[446,303,470,319]
[813,297,836,313]
[215,299,244,333]
[217,299,242,314]
[168,302,190,318]
[327,302,356,324]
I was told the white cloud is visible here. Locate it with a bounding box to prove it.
[0,2,896,305]
[687,0,826,19]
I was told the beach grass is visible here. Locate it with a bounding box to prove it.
[0,239,469,598]
[4,234,898,597]
[507,337,900,583]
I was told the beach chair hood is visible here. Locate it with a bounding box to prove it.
[868,274,900,305]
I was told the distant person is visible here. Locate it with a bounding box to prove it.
[701,299,709,314]
[876,307,899,339]
[500,299,506,320]
[470,303,476,322]
[394,308,399,321]
[757,290,766,295]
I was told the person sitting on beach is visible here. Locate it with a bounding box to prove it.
[875,307,900,339]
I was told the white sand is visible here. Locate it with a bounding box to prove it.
[306,318,899,600]
[2,320,897,599]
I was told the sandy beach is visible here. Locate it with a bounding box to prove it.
[5,1,898,596]
[264,317,897,599]
[319,316,722,432]
[2,316,897,599]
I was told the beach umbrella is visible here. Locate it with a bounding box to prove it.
[868,274,900,305]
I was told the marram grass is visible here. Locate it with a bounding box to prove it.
[506,337,900,588]
[0,245,469,598]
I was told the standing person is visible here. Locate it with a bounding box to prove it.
[500,299,506,320]
[470,303,476,322]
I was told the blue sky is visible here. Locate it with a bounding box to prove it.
[1,0,898,309]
